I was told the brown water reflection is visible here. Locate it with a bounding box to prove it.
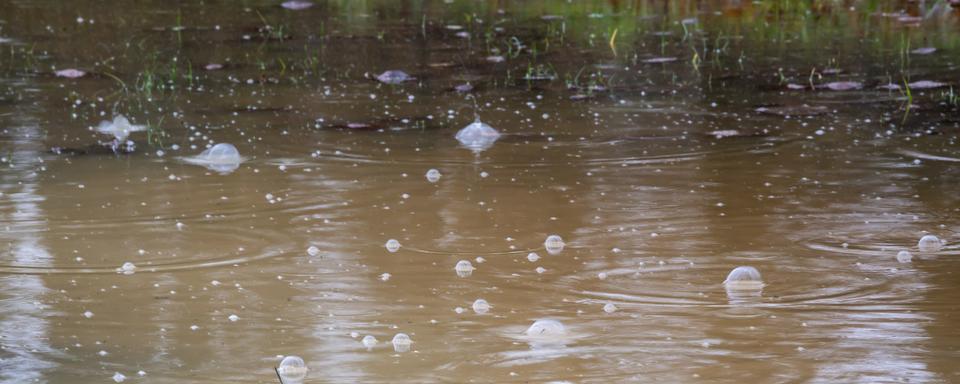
[0,0,958,383]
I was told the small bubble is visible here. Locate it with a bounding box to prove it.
[362,335,378,351]
[896,250,913,263]
[544,235,565,255]
[603,303,618,313]
[385,239,401,253]
[83,311,94,318]
[527,252,540,262]
[228,314,239,322]
[306,246,320,257]
[392,333,412,352]
[425,168,442,183]
[472,299,491,314]
[277,356,308,381]
[455,260,475,277]
[112,372,126,383]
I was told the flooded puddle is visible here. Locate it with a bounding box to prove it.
[0,1,958,383]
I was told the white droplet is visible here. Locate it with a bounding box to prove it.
[455,260,475,277]
[526,252,540,262]
[472,299,491,314]
[228,314,239,322]
[918,235,943,252]
[277,355,308,381]
[425,168,442,183]
[392,333,412,352]
[525,319,566,338]
[362,335,378,350]
[306,245,320,257]
[544,235,565,254]
[723,266,764,290]
[896,250,913,263]
[112,372,126,383]
[603,303,618,313]
[385,239,401,253]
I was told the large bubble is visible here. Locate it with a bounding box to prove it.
[723,266,764,290]
[392,333,412,352]
[182,143,244,174]
[384,239,401,253]
[544,235,565,255]
[276,355,308,383]
[455,260,475,277]
[918,235,943,252]
[525,319,566,338]
[455,119,500,152]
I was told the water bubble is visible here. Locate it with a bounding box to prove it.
[525,319,566,338]
[112,372,126,383]
[375,70,413,85]
[83,311,94,318]
[526,252,540,262]
[385,239,401,253]
[544,235,565,254]
[277,356,308,382]
[425,169,442,183]
[392,333,412,352]
[535,266,546,274]
[228,314,239,322]
[362,335,378,351]
[598,272,608,280]
[379,273,391,281]
[455,119,500,152]
[306,246,320,257]
[455,260,475,277]
[603,303,618,313]
[723,266,764,291]
[118,262,136,275]
[472,299,491,314]
[183,143,244,174]
[896,250,913,263]
[918,235,943,252]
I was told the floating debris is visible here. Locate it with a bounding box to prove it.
[385,239,401,253]
[362,335,378,351]
[182,143,244,174]
[544,235,565,255]
[277,356,308,382]
[455,118,500,152]
[918,235,943,252]
[55,68,86,78]
[96,115,146,142]
[723,266,764,291]
[896,250,913,263]
[374,70,413,85]
[472,299,490,314]
[281,1,313,10]
[822,81,863,91]
[643,57,677,64]
[455,260,475,277]
[392,333,412,352]
[755,105,829,116]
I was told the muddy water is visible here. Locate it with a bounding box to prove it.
[1,1,959,383]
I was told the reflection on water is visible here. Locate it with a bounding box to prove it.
[0,0,957,382]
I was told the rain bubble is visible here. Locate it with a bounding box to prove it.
[361,335,378,351]
[455,260,475,277]
[896,250,913,263]
[228,314,239,322]
[183,143,244,174]
[723,266,764,291]
[598,272,608,280]
[385,239,401,253]
[918,235,943,252]
[525,319,566,338]
[455,118,500,152]
[392,333,412,352]
[112,372,126,383]
[425,169,442,183]
[544,235,565,255]
[306,246,320,257]
[526,252,540,262]
[118,262,136,275]
[472,299,491,314]
[276,356,308,382]
[603,303,618,313]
